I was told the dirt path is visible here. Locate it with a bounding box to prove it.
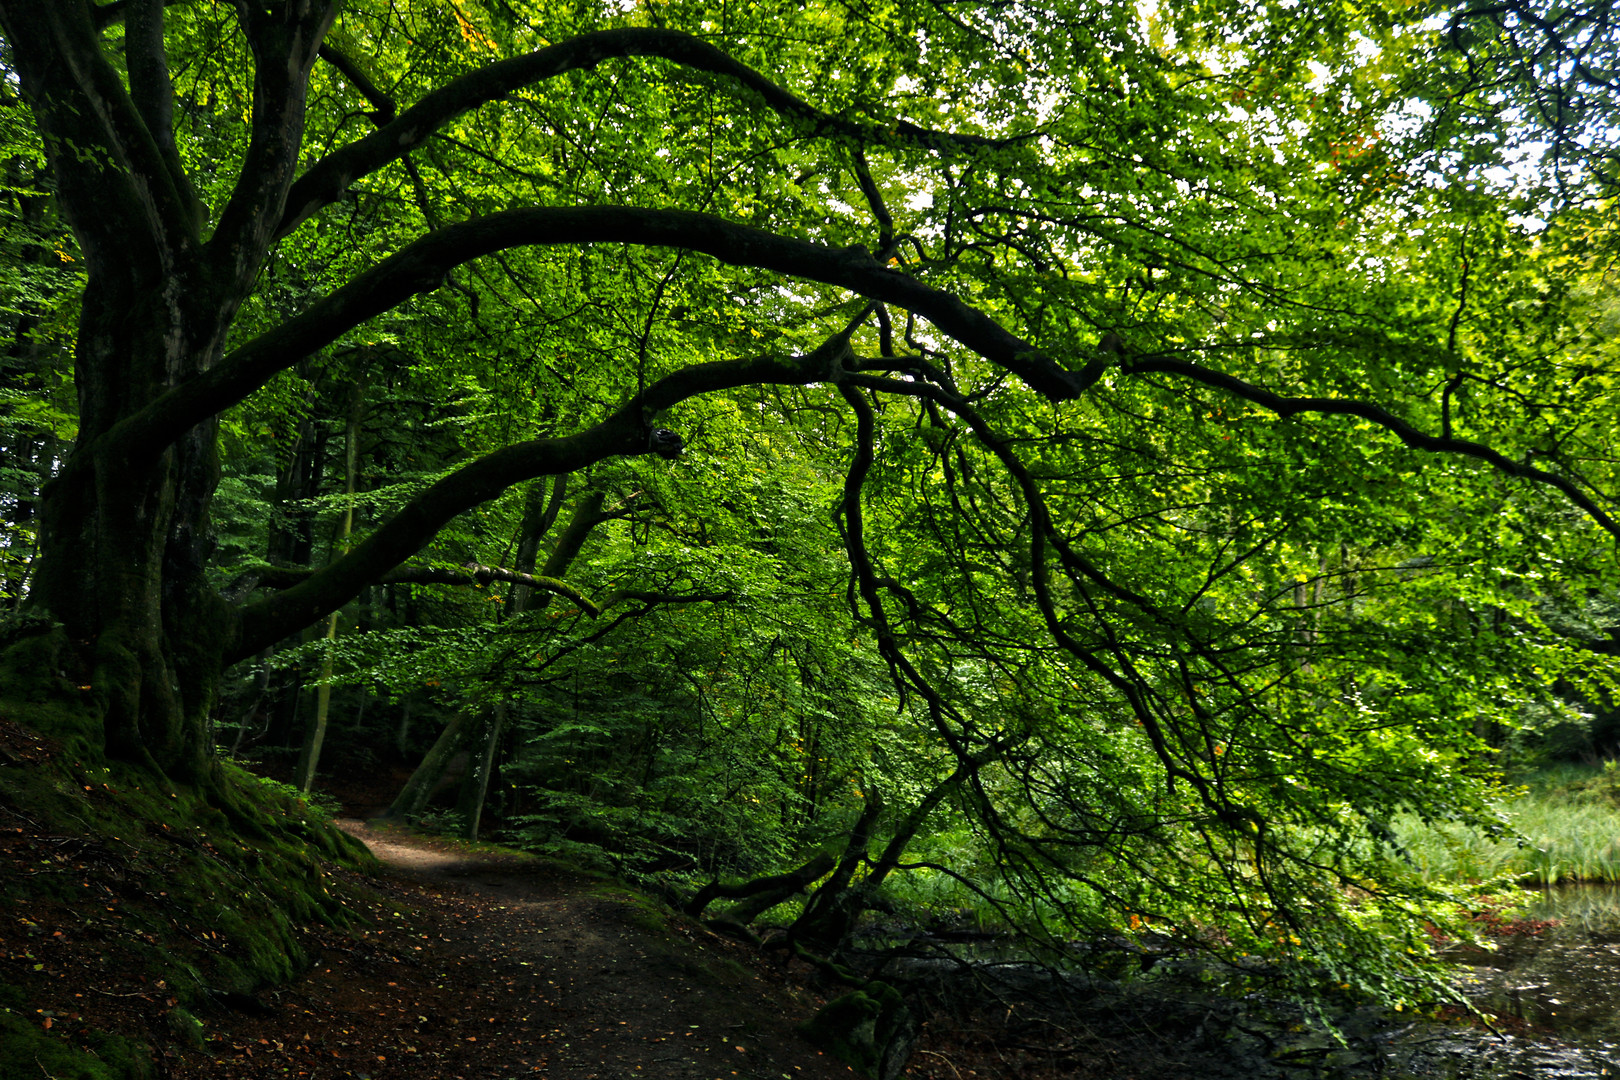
[187,821,859,1080]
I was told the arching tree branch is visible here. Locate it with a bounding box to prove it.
[79,205,1084,475]
[842,370,1221,803]
[317,43,397,123]
[1124,354,1620,541]
[255,561,599,613]
[275,27,1024,240]
[230,347,832,662]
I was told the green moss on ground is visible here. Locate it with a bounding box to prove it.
[0,1006,155,1080]
[0,706,379,1067]
[798,980,910,1078]
[1,756,369,988]
[0,621,105,760]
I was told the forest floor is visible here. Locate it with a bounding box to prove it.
[0,793,869,1080]
[1,795,1253,1080]
[0,711,1185,1080]
[7,748,1599,1080]
[12,722,1596,1080]
[178,818,868,1080]
[193,820,1224,1080]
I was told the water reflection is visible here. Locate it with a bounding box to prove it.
[1524,884,1620,937]
[1452,884,1620,1039]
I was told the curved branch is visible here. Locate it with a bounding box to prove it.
[255,560,599,613]
[850,148,896,259]
[1125,354,1620,541]
[275,27,1022,240]
[230,349,828,663]
[254,556,735,625]
[317,43,397,123]
[843,371,1217,802]
[84,205,1083,472]
[683,852,836,920]
[594,589,737,613]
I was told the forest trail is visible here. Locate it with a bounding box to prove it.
[185,820,860,1080]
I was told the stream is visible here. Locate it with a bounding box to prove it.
[869,888,1620,1078]
[1251,884,1620,1078]
[1395,885,1620,1078]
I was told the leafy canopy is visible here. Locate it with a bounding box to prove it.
[0,0,1618,1006]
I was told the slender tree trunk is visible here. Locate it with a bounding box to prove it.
[294,609,340,793]
[463,702,507,840]
[383,713,470,820]
[460,484,601,839]
[260,418,327,749]
[395,693,414,757]
[295,379,363,793]
[506,476,567,614]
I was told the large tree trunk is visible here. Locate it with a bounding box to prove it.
[0,0,337,782]
[31,281,235,781]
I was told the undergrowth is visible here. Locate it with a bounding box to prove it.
[1395,763,1620,886]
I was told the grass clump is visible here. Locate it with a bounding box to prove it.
[0,1007,155,1080]
[1396,763,1620,885]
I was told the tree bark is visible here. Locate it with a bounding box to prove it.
[462,703,506,841]
[684,851,837,921]
[0,0,336,782]
[295,378,364,793]
[382,713,471,821]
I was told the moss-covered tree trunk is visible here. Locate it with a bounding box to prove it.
[0,0,338,783]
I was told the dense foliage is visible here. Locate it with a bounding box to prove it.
[1,0,1618,1013]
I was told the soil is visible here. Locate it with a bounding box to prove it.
[0,766,871,1080]
[184,819,866,1080]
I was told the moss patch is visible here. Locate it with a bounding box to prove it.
[0,710,377,1063]
[798,980,910,1079]
[164,1006,206,1050]
[0,622,105,760]
[0,1008,153,1080]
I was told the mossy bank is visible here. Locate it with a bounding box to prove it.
[0,701,374,1078]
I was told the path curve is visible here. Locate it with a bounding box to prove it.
[322,819,858,1080]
